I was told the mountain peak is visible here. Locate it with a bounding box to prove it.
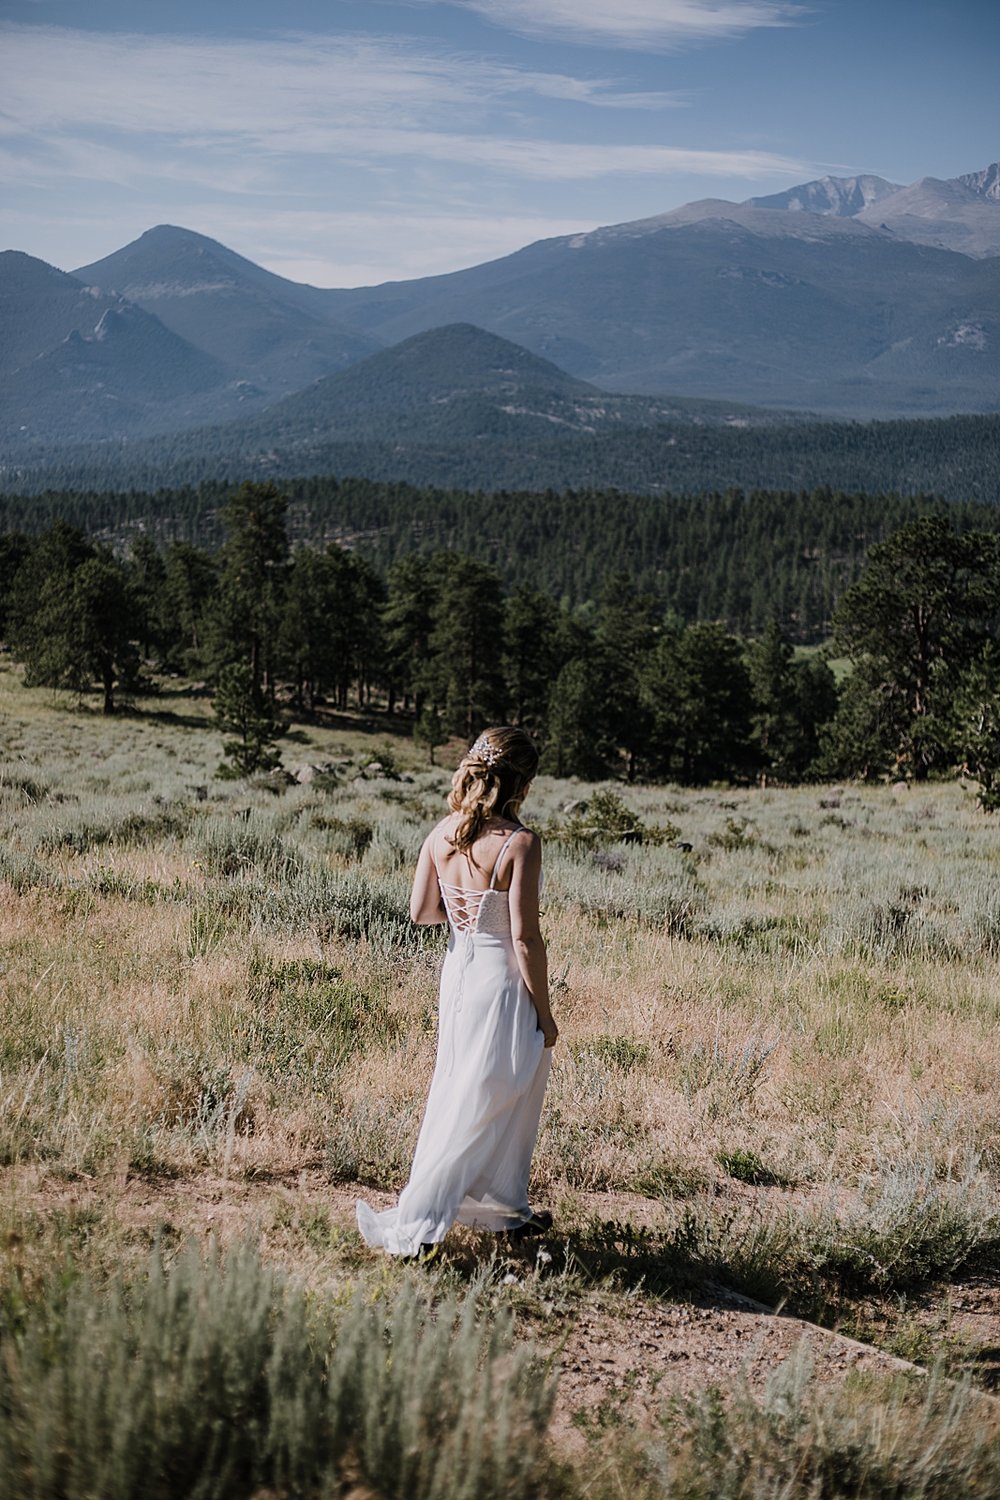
[957,162,1000,201]
[76,224,256,288]
[307,322,597,400]
[746,174,901,217]
[0,249,84,292]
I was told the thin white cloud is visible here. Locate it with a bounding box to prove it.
[0,24,807,190]
[0,22,683,141]
[0,122,807,194]
[329,130,808,181]
[444,0,805,48]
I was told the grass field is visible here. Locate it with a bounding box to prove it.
[2,662,1000,1498]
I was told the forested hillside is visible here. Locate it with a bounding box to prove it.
[3,410,999,501]
[4,489,1000,797]
[1,479,998,640]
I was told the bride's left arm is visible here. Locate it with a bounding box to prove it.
[409,832,447,924]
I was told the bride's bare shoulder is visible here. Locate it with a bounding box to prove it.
[509,825,541,855]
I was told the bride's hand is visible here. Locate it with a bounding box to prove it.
[539,1016,559,1048]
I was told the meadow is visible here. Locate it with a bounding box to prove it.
[2,661,1000,1498]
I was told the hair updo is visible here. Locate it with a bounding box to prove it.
[448,725,539,855]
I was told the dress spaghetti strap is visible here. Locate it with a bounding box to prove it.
[489,828,522,889]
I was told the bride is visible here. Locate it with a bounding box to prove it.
[357,725,558,1261]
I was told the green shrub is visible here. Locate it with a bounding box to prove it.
[34,806,189,855]
[634,1355,1000,1500]
[706,817,757,852]
[577,1035,651,1073]
[717,1149,792,1188]
[197,817,300,880]
[561,790,680,849]
[0,848,54,891]
[0,1241,556,1500]
[310,813,375,860]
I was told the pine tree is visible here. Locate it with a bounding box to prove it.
[832,516,1000,779]
[949,644,1000,810]
[425,555,506,737]
[127,533,167,662]
[543,654,620,779]
[745,617,798,783]
[383,554,435,716]
[212,661,285,778]
[503,586,560,731]
[160,542,218,674]
[208,482,289,690]
[7,525,137,713]
[594,574,657,781]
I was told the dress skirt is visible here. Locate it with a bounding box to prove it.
[356,928,551,1256]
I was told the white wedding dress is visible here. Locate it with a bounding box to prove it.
[356,829,551,1256]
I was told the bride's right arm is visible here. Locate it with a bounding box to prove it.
[509,833,558,1047]
[409,832,447,925]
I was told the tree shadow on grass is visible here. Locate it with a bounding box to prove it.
[306,706,418,741]
[431,1215,786,1319]
[119,705,213,730]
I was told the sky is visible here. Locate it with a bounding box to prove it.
[1,0,997,287]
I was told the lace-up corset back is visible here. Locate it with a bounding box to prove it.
[435,830,520,938]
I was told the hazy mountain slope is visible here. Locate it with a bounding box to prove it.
[319,215,1000,413]
[855,175,1000,256]
[74,226,381,402]
[0,253,231,442]
[255,323,774,445]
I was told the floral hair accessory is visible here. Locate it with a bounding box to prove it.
[468,734,502,767]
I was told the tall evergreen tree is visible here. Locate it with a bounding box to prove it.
[278,547,341,712]
[951,643,1000,810]
[425,555,506,737]
[543,652,620,780]
[594,574,657,781]
[160,541,217,674]
[329,548,385,709]
[643,623,754,783]
[788,655,839,777]
[213,661,285,778]
[382,554,435,715]
[7,525,137,713]
[745,617,798,783]
[0,533,31,640]
[208,482,289,690]
[127,533,167,662]
[503,586,560,732]
[832,516,1000,779]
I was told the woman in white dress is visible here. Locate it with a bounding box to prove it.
[356,725,558,1261]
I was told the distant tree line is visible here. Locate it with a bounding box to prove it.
[2,484,999,800]
[2,409,999,504]
[2,476,999,642]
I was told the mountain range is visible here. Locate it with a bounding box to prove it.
[1,159,999,473]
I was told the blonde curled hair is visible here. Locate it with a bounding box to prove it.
[448,725,539,855]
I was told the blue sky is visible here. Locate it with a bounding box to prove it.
[1,0,997,286]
